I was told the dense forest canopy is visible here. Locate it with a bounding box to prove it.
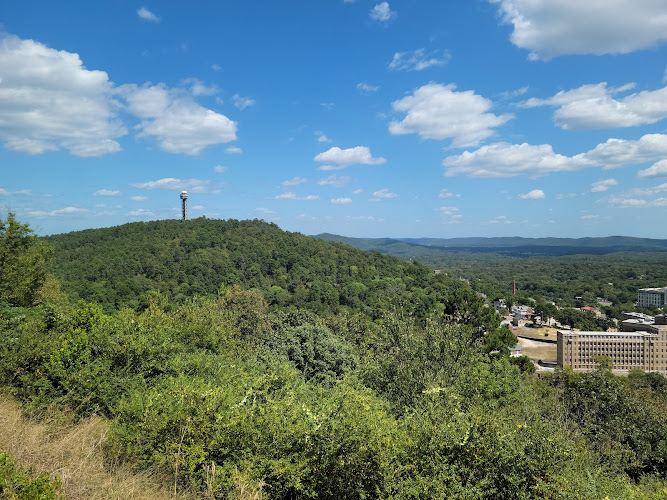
[44,218,461,317]
[1,214,666,498]
[318,233,667,313]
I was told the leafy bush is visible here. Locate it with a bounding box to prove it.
[108,367,399,499]
[270,323,358,385]
[0,452,61,499]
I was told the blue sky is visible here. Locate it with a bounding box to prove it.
[1,1,666,238]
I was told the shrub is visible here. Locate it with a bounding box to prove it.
[0,452,62,499]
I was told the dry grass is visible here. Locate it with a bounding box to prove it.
[516,326,559,341]
[520,345,557,363]
[0,395,193,500]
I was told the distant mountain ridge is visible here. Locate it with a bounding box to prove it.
[315,234,667,257]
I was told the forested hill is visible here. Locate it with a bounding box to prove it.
[317,233,667,257]
[44,218,458,313]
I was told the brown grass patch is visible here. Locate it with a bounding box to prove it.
[517,326,559,341]
[0,394,193,500]
[520,345,557,363]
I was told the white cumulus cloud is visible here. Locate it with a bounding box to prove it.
[315,131,332,143]
[389,83,513,148]
[275,192,319,201]
[29,206,88,217]
[438,206,459,215]
[357,82,379,92]
[131,178,221,193]
[0,33,241,158]
[521,83,667,129]
[389,49,450,71]
[370,2,396,22]
[181,78,218,96]
[318,175,352,187]
[314,146,386,167]
[438,189,460,199]
[490,0,667,59]
[584,134,667,168]
[591,179,618,192]
[282,176,307,186]
[608,197,647,208]
[443,133,667,177]
[437,206,463,224]
[638,159,667,178]
[370,189,398,201]
[331,198,353,204]
[121,83,237,155]
[490,215,512,224]
[0,35,126,157]
[275,192,297,200]
[94,189,121,196]
[232,94,255,110]
[519,189,545,199]
[137,7,160,22]
[443,142,578,177]
[128,208,155,217]
[599,183,667,208]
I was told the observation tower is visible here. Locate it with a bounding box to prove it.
[180,191,189,220]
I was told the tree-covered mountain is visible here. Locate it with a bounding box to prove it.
[44,218,459,315]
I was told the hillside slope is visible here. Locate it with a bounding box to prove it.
[45,218,457,314]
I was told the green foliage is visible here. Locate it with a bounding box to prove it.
[5,283,667,498]
[510,355,536,374]
[270,322,358,386]
[549,368,667,479]
[0,213,50,307]
[0,452,61,499]
[443,288,499,340]
[484,325,517,354]
[360,311,488,413]
[219,285,272,341]
[3,216,667,498]
[350,242,667,311]
[44,218,458,316]
[109,368,399,499]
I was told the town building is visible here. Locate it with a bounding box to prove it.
[509,345,523,357]
[638,287,667,308]
[557,316,667,373]
[622,313,655,333]
[493,298,507,313]
[580,306,602,318]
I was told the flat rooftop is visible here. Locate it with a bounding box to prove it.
[558,330,654,338]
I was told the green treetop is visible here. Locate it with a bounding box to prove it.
[0,213,50,307]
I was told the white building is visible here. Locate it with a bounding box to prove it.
[638,288,667,308]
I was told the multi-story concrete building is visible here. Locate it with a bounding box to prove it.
[557,317,667,373]
[638,287,667,308]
